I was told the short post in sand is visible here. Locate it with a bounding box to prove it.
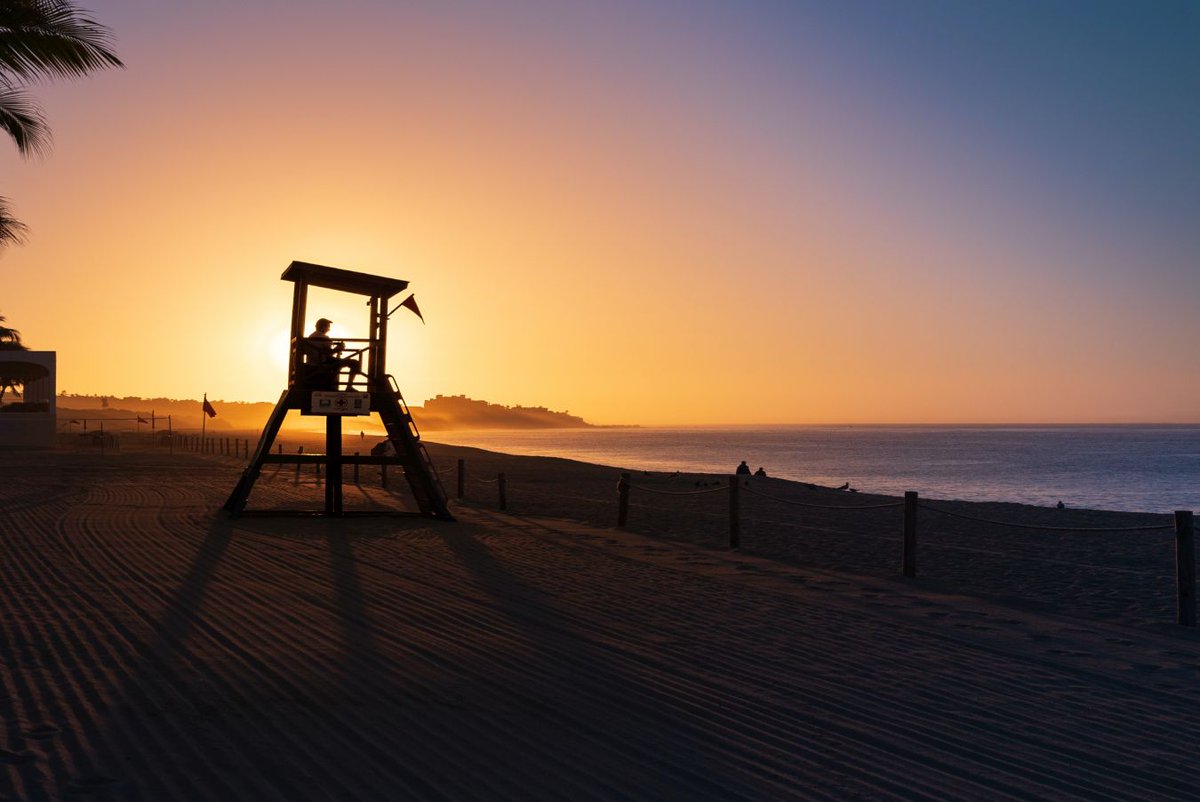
[903,491,918,578]
[498,472,508,511]
[728,476,741,549]
[1176,510,1196,627]
[617,472,631,527]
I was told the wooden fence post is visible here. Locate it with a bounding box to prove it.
[1176,510,1195,627]
[457,458,465,500]
[728,476,740,549]
[295,446,303,480]
[903,491,918,578]
[498,472,507,511]
[353,452,360,484]
[617,472,631,527]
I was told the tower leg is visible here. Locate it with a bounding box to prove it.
[373,376,453,520]
[223,390,291,515]
[325,413,343,515]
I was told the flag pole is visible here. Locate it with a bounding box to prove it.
[202,393,208,442]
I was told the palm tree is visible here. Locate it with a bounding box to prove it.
[0,313,29,404]
[0,1,122,246]
[0,313,26,349]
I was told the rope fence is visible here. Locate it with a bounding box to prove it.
[918,502,1174,533]
[436,460,1196,626]
[743,485,904,511]
[625,476,1194,626]
[627,483,728,496]
[73,435,1197,628]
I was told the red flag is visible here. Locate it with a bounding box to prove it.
[137,416,149,424]
[400,294,424,323]
[202,398,217,418]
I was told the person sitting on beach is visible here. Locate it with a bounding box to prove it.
[753,466,767,477]
[306,318,362,386]
[735,461,751,476]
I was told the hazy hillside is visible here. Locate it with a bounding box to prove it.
[56,393,601,432]
[415,395,593,429]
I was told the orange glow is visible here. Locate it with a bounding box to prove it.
[2,4,1197,425]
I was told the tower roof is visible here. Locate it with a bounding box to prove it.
[281,260,409,299]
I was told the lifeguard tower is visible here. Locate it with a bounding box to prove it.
[223,260,452,519]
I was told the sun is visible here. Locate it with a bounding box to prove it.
[265,327,292,376]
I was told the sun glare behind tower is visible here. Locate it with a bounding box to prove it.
[223,260,452,519]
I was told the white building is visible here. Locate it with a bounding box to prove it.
[0,351,56,448]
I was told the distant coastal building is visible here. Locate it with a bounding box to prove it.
[0,350,56,447]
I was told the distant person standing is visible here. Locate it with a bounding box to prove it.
[736,461,751,476]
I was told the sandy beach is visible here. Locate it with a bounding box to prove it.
[2,440,1198,800]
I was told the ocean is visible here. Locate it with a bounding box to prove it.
[427,425,1200,514]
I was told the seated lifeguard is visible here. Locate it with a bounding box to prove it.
[301,317,362,390]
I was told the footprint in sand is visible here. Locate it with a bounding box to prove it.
[25,724,60,740]
[64,775,122,795]
[0,749,37,765]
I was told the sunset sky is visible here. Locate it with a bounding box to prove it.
[4,1,1197,425]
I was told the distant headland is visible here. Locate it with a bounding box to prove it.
[415,394,613,430]
[54,393,622,432]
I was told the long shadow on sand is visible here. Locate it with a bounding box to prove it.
[433,524,755,798]
[325,528,383,694]
[147,515,236,658]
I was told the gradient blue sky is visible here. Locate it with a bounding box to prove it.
[4,1,1198,423]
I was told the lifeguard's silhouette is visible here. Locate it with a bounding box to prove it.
[224,260,452,519]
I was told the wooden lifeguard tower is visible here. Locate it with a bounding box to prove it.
[223,260,453,519]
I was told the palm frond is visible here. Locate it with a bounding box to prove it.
[0,1,123,82]
[0,197,30,248]
[0,81,49,155]
[0,312,25,344]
